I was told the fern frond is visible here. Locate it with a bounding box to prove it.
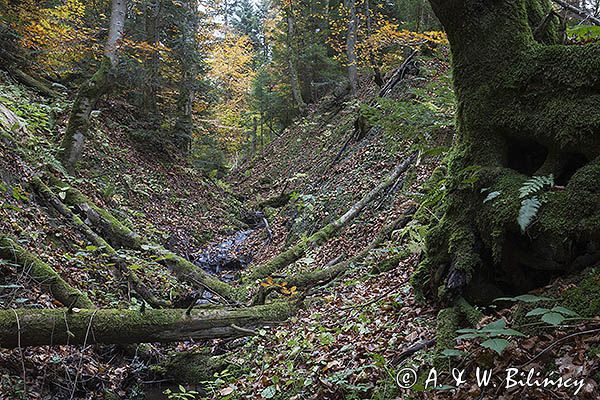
[518,196,541,232]
[518,175,554,199]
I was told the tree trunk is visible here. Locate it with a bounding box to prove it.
[58,0,127,170]
[285,9,307,113]
[0,236,93,309]
[0,302,297,348]
[414,0,600,305]
[142,0,161,113]
[173,0,199,153]
[364,0,383,87]
[345,0,359,95]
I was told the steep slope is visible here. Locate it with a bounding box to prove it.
[0,71,248,397]
[219,53,456,398]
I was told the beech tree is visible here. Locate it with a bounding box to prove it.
[414,0,600,304]
[58,0,127,170]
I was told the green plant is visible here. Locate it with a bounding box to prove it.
[163,385,198,400]
[494,294,581,326]
[517,175,554,232]
[455,318,525,355]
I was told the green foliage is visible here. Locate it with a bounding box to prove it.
[518,196,541,233]
[455,319,524,355]
[526,306,578,326]
[516,175,554,232]
[360,70,455,155]
[567,25,600,41]
[163,385,198,400]
[518,174,554,199]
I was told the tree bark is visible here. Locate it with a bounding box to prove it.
[345,0,359,95]
[58,0,127,170]
[285,8,307,113]
[173,0,199,153]
[142,0,161,113]
[0,302,297,348]
[415,0,600,304]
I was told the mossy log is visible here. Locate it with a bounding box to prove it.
[9,68,60,98]
[284,206,416,289]
[247,153,417,282]
[31,176,170,308]
[0,236,93,308]
[416,0,600,304]
[0,301,297,348]
[45,175,238,302]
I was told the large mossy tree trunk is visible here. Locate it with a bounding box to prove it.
[414,0,600,304]
[58,0,127,170]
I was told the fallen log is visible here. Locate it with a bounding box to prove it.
[44,175,239,303]
[246,153,417,282]
[0,236,93,309]
[284,206,416,289]
[30,176,170,308]
[0,301,297,348]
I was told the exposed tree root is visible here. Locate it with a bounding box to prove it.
[0,301,298,348]
[246,153,417,282]
[0,236,93,309]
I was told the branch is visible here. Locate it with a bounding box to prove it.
[552,0,600,26]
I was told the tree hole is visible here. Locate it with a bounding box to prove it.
[505,137,548,175]
[555,152,588,186]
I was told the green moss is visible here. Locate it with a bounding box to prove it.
[416,0,600,304]
[163,349,230,383]
[562,271,600,318]
[434,307,459,368]
[0,236,93,308]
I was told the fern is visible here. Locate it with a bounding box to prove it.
[516,174,554,232]
[519,175,554,198]
[518,196,541,232]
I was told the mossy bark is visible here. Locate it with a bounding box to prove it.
[416,0,600,304]
[59,57,112,170]
[0,301,297,348]
[0,236,93,308]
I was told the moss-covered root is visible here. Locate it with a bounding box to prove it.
[161,349,230,383]
[44,175,239,303]
[455,296,483,326]
[0,301,298,348]
[0,236,93,308]
[31,177,170,308]
[247,154,417,282]
[433,307,459,368]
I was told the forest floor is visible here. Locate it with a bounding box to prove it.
[0,51,599,400]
